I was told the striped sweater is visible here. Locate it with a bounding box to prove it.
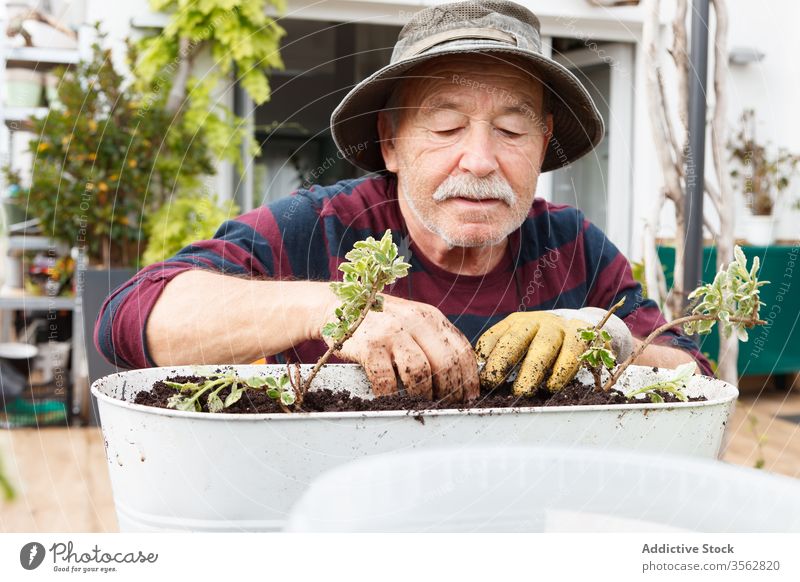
[95,174,713,375]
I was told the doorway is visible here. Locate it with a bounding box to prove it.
[549,42,635,251]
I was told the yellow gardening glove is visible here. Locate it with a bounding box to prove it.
[476,312,589,395]
[476,309,634,395]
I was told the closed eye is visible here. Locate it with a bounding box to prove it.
[496,128,525,138]
[434,127,463,136]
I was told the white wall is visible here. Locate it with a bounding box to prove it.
[725,0,800,241]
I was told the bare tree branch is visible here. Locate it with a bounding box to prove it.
[670,0,690,136]
[657,69,684,180]
[644,0,686,319]
[704,214,718,238]
[709,0,738,384]
[705,178,721,208]
[166,38,202,114]
[642,187,669,314]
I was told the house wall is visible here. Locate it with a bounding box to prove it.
[31,0,800,256]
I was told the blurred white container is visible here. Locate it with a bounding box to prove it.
[5,69,42,107]
[743,214,775,246]
[287,446,800,532]
[34,341,71,383]
[44,73,60,108]
[92,363,738,532]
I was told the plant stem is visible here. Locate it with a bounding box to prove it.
[583,297,626,392]
[591,367,602,392]
[300,282,383,397]
[602,313,765,391]
[596,297,627,331]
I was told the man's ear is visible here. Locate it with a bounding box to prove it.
[539,113,554,167]
[377,111,399,173]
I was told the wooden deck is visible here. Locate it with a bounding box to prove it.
[2,383,799,532]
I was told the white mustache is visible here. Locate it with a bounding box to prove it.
[431,174,517,205]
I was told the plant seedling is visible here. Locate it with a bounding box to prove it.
[590,245,768,394]
[577,298,626,391]
[164,372,298,413]
[626,362,694,403]
[164,230,410,412]
[281,229,410,408]
[578,328,616,391]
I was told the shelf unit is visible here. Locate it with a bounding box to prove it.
[0,5,87,424]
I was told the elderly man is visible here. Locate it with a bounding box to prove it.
[96,0,711,403]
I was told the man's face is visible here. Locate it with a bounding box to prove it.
[379,54,553,248]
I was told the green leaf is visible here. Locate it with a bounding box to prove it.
[648,392,664,403]
[579,329,596,341]
[207,392,224,413]
[246,376,268,388]
[224,386,244,408]
[280,391,296,406]
[672,362,696,384]
[164,381,200,392]
[734,245,746,269]
[176,398,200,412]
[266,388,280,400]
[736,326,749,342]
[600,349,616,369]
[166,394,186,409]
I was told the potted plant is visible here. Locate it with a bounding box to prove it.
[11,29,215,392]
[92,232,767,532]
[729,109,800,245]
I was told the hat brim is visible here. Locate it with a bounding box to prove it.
[330,43,605,174]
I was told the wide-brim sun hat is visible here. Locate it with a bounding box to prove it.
[330,0,605,174]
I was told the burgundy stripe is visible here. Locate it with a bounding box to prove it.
[587,251,632,308]
[239,207,293,278]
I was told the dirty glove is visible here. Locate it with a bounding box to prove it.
[475,309,633,395]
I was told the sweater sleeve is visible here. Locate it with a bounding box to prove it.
[581,218,714,377]
[93,192,321,369]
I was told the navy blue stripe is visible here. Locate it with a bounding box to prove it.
[269,193,329,280]
[322,217,382,260]
[211,220,275,275]
[609,287,650,319]
[517,206,584,264]
[448,313,511,346]
[583,220,622,294]
[166,247,249,276]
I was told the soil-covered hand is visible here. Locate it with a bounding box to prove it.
[321,295,480,403]
[476,309,632,395]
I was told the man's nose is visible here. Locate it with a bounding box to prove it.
[457,122,500,177]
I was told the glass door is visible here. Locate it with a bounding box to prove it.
[550,43,635,252]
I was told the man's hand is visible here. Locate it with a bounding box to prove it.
[321,295,480,403]
[476,308,633,395]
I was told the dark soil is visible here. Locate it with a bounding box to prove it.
[133,374,707,414]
